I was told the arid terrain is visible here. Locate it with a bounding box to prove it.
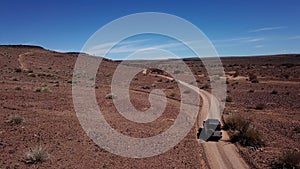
[0,45,299,169]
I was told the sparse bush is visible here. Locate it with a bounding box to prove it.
[15,68,22,72]
[249,73,259,83]
[34,87,51,93]
[25,146,49,164]
[232,125,264,147]
[41,87,51,92]
[224,114,245,131]
[34,88,42,92]
[271,90,278,94]
[273,150,300,169]
[157,79,163,82]
[225,114,264,147]
[225,96,233,102]
[11,77,18,81]
[15,86,22,90]
[248,89,255,93]
[293,126,300,133]
[7,114,24,125]
[255,103,265,110]
[105,93,116,99]
[169,93,176,97]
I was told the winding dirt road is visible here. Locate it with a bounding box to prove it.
[153,73,249,169]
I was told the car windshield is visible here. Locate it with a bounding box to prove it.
[206,119,220,124]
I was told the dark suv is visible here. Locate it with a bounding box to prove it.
[199,119,222,141]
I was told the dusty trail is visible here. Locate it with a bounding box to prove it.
[152,72,249,169]
[18,52,32,71]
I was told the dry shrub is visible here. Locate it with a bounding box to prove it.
[255,103,265,110]
[273,150,300,169]
[105,93,116,99]
[169,93,176,97]
[224,114,264,147]
[7,114,24,125]
[25,146,49,164]
[249,73,259,83]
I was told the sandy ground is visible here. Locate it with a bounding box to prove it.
[0,45,299,169]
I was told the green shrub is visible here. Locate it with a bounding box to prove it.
[25,146,49,164]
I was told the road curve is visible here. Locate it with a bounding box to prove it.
[154,73,249,169]
[197,90,249,169]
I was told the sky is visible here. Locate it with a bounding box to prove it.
[1,0,300,59]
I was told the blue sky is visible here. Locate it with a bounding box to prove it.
[1,0,300,59]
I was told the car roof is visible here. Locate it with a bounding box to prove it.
[206,119,220,124]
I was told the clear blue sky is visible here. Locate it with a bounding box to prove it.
[1,0,300,59]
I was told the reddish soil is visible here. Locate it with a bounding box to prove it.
[185,55,300,168]
[0,46,206,169]
[0,45,299,168]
